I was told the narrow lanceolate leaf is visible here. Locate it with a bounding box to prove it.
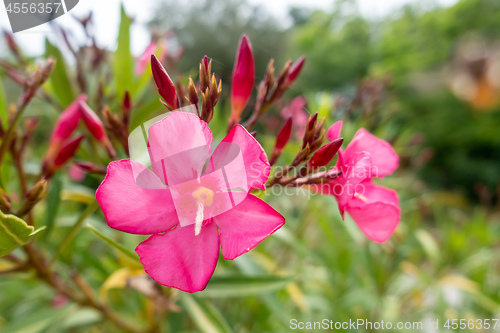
[113,5,133,98]
[0,211,44,256]
[197,276,293,298]
[86,224,139,264]
[44,174,63,239]
[179,294,233,333]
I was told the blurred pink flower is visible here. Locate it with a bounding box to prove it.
[135,41,168,76]
[96,112,284,292]
[281,96,309,139]
[313,121,400,243]
[68,163,86,183]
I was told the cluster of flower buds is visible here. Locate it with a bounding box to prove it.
[101,91,132,155]
[268,112,343,186]
[226,34,306,131]
[151,54,222,123]
[42,95,116,178]
[185,56,222,123]
[243,55,305,130]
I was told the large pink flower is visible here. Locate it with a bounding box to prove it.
[313,121,400,243]
[96,112,284,292]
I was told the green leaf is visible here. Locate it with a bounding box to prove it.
[44,39,75,107]
[44,174,62,239]
[0,211,44,256]
[113,5,133,99]
[0,76,7,129]
[197,276,293,298]
[86,224,140,264]
[179,294,233,333]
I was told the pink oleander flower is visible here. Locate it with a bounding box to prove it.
[312,121,400,243]
[96,112,285,292]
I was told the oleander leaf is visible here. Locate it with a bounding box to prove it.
[0,211,44,256]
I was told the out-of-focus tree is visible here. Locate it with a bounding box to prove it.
[289,0,372,91]
[150,0,288,86]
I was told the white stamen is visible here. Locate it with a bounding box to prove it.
[195,201,204,236]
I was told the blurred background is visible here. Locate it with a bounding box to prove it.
[1,0,500,332]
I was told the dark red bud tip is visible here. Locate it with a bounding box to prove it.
[308,138,343,169]
[123,91,131,110]
[151,54,178,109]
[308,113,318,131]
[275,117,293,150]
[53,136,85,168]
[203,55,209,70]
[250,131,257,138]
[288,56,305,83]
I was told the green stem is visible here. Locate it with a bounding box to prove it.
[0,97,29,164]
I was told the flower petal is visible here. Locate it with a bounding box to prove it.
[327,120,343,141]
[148,112,213,185]
[208,125,270,191]
[348,180,399,208]
[331,151,373,214]
[343,128,398,177]
[214,194,285,260]
[346,202,400,243]
[136,222,220,293]
[96,159,178,235]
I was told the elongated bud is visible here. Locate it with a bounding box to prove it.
[79,101,116,159]
[45,95,86,164]
[17,179,47,216]
[4,31,23,63]
[288,56,305,84]
[269,117,293,166]
[308,138,343,171]
[275,117,293,150]
[151,54,179,110]
[199,55,211,93]
[187,77,199,106]
[53,136,84,169]
[230,34,255,128]
[122,91,132,125]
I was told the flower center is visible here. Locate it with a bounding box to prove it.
[192,186,215,236]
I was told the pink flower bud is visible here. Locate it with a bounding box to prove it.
[288,56,305,84]
[53,136,84,168]
[151,54,179,110]
[49,95,86,147]
[79,101,116,159]
[45,95,86,164]
[79,101,107,142]
[275,117,293,150]
[230,34,255,125]
[308,138,343,170]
